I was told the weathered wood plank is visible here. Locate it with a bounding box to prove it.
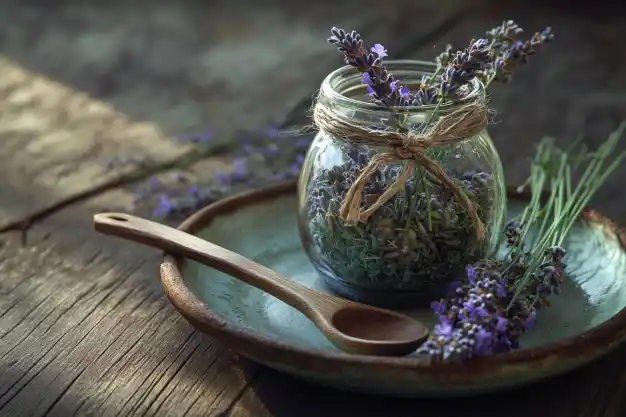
[0,230,253,417]
[4,2,625,416]
[0,0,470,234]
[0,2,473,416]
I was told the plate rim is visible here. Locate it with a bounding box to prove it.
[159,180,626,381]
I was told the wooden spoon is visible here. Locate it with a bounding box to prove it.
[93,212,429,356]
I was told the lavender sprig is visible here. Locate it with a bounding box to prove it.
[129,127,314,219]
[327,27,409,107]
[417,124,626,363]
[439,39,492,99]
[327,21,554,109]
[484,24,555,85]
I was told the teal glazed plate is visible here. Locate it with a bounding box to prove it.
[160,181,626,397]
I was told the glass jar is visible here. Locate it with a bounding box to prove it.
[297,60,506,309]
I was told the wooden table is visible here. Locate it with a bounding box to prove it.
[1,1,626,416]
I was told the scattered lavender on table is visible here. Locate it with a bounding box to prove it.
[417,123,626,362]
[125,126,313,219]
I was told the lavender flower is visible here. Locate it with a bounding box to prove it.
[231,158,249,182]
[435,44,455,68]
[327,21,553,108]
[440,39,491,99]
[487,25,554,84]
[486,20,524,45]
[327,27,364,59]
[407,78,438,106]
[417,221,568,363]
[153,195,176,217]
[132,121,315,219]
[328,27,406,107]
[371,43,388,59]
[418,261,516,361]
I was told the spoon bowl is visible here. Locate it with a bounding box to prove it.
[93,212,429,356]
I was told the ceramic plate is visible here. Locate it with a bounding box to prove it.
[159,181,626,397]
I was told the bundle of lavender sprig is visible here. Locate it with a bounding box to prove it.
[416,123,626,362]
[328,20,554,113]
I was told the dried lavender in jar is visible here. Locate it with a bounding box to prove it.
[298,22,553,307]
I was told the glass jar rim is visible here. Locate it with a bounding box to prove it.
[318,59,485,113]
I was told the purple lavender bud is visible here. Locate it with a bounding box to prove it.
[524,311,537,330]
[486,20,524,43]
[231,158,248,182]
[153,195,175,217]
[473,327,493,356]
[361,73,376,96]
[370,43,388,58]
[494,316,508,333]
[188,185,200,197]
[433,321,454,338]
[328,27,363,55]
[430,300,447,315]
[327,27,405,108]
[537,27,554,43]
[410,84,438,106]
[466,265,478,284]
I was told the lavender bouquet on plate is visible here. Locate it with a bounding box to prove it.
[417,126,626,362]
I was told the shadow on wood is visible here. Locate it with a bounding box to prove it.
[233,341,626,417]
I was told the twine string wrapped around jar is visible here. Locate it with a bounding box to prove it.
[312,99,489,241]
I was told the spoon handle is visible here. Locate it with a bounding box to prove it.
[93,212,318,311]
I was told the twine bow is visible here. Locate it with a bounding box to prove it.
[312,100,489,241]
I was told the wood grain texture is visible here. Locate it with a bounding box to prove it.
[0,1,474,416]
[0,0,471,233]
[2,0,626,416]
[0,230,249,417]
